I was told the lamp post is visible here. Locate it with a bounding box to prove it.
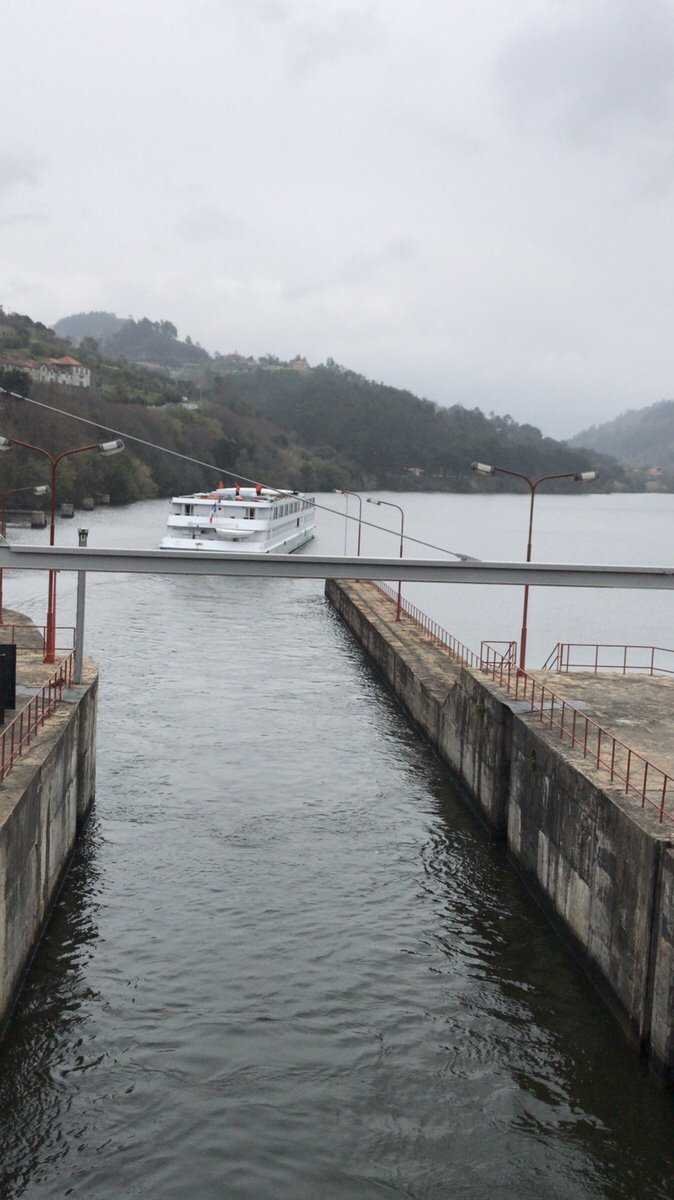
[0,483,50,623]
[335,489,364,555]
[471,462,597,671]
[0,436,124,662]
[367,497,405,620]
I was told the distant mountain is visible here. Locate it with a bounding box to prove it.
[54,312,209,368]
[53,311,126,345]
[104,317,210,367]
[571,400,674,468]
[211,365,632,492]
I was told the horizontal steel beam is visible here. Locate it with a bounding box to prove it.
[1,544,674,589]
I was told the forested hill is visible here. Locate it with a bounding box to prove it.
[54,312,209,368]
[212,365,626,490]
[571,400,674,470]
[0,304,636,506]
[53,311,126,345]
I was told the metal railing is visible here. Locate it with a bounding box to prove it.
[543,642,674,676]
[0,624,75,651]
[481,640,518,670]
[0,652,75,783]
[374,582,516,670]
[483,657,673,823]
[373,583,673,824]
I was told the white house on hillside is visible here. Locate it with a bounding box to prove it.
[32,356,91,388]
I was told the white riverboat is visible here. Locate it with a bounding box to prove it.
[160,484,316,554]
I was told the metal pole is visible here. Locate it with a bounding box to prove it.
[397,509,404,621]
[45,460,58,663]
[519,483,536,672]
[74,528,88,684]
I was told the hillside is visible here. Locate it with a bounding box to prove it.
[0,304,637,506]
[54,312,209,369]
[53,311,126,345]
[572,401,674,479]
[208,364,630,492]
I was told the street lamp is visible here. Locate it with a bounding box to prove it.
[335,489,364,556]
[471,461,597,671]
[0,484,50,624]
[367,497,405,620]
[0,437,124,661]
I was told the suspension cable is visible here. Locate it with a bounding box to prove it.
[0,385,479,561]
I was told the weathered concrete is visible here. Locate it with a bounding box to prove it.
[528,670,674,813]
[326,578,674,1081]
[0,619,97,1031]
[650,849,674,1073]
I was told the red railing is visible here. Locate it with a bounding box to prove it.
[0,652,75,783]
[481,640,518,670]
[373,584,673,824]
[543,642,674,676]
[374,582,516,670]
[0,624,75,651]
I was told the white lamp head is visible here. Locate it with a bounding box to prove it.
[471,462,494,476]
[98,438,124,457]
[574,470,597,482]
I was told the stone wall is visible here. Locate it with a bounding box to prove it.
[326,579,674,1081]
[0,667,97,1027]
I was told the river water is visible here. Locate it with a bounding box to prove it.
[0,494,672,1199]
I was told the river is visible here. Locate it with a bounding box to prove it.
[0,493,672,1199]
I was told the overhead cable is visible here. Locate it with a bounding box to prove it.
[0,385,479,561]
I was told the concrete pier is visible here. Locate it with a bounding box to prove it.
[326,579,674,1081]
[0,610,97,1031]
[4,510,47,530]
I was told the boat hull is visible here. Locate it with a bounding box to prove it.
[160,526,315,555]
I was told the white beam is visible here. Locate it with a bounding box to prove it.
[2,544,674,589]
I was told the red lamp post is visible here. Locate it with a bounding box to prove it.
[367,497,405,620]
[471,462,597,671]
[0,483,49,623]
[0,436,124,662]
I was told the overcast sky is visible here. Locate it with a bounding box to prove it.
[3,0,674,436]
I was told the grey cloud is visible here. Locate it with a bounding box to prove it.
[175,206,246,244]
[221,0,383,77]
[0,152,43,195]
[286,236,419,300]
[0,210,48,228]
[497,0,674,142]
[289,6,384,79]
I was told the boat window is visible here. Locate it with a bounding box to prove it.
[248,507,255,519]
[185,504,193,515]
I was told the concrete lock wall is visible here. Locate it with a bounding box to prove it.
[0,670,98,1027]
[326,579,674,1081]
